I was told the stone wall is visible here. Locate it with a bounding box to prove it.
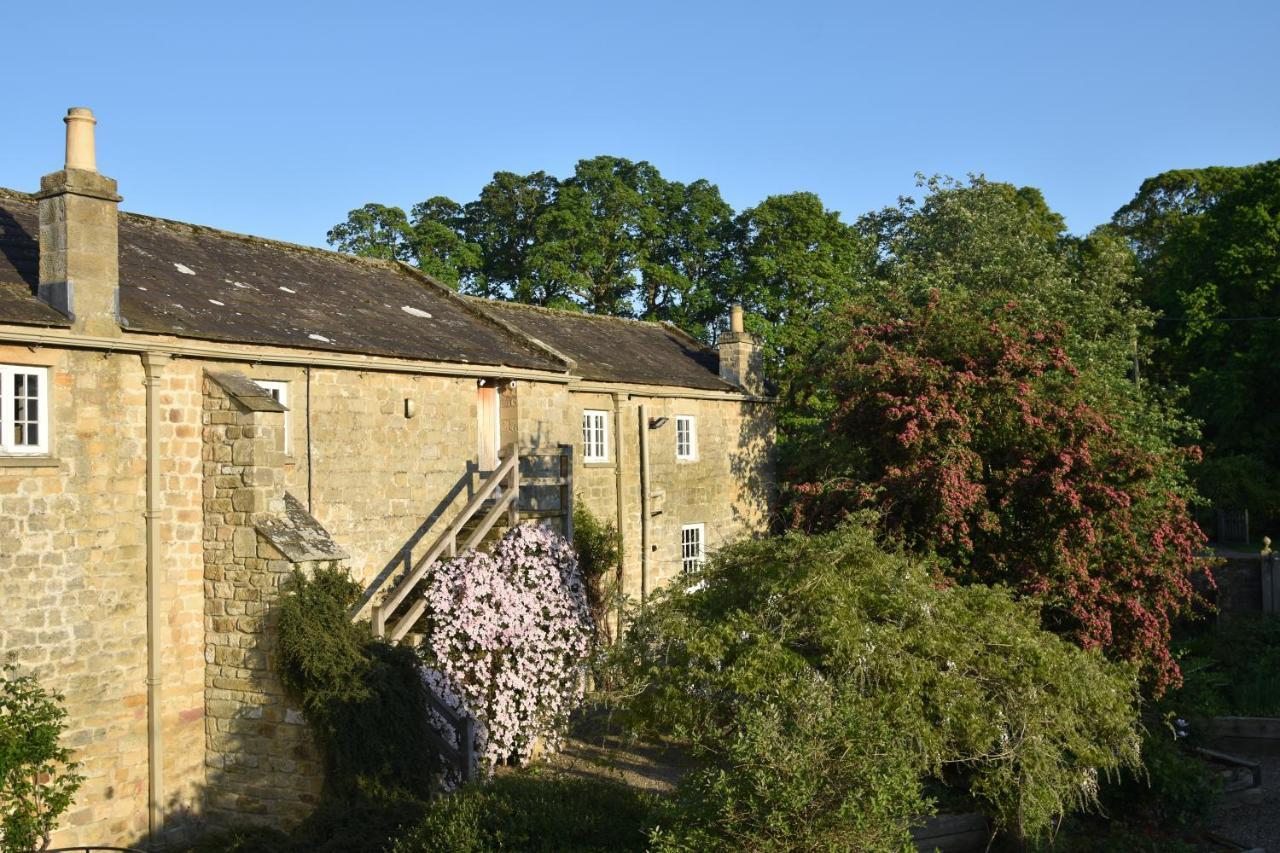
[0,340,774,845]
[0,346,206,847]
[516,382,776,600]
[201,375,326,827]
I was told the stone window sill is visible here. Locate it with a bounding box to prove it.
[582,460,615,469]
[0,455,62,469]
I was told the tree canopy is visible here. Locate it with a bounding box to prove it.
[327,158,864,357]
[1113,161,1280,517]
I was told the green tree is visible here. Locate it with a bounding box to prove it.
[861,175,1149,378]
[608,520,1142,850]
[0,662,83,853]
[326,203,417,264]
[637,178,736,338]
[464,171,558,301]
[1113,161,1280,518]
[731,191,870,396]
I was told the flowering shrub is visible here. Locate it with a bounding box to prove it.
[418,524,592,777]
[787,293,1208,693]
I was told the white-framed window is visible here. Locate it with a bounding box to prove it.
[582,409,608,462]
[681,523,705,574]
[255,379,291,454]
[0,364,50,455]
[675,415,697,461]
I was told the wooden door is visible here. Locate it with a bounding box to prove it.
[477,385,500,472]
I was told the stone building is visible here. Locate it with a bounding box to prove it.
[0,108,774,846]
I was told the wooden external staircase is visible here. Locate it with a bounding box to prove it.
[352,446,574,782]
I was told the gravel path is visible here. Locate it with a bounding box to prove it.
[1210,737,1280,851]
[537,707,692,793]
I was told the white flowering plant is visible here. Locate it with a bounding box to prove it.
[418,523,593,779]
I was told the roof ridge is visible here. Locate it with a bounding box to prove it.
[470,296,707,335]
[119,209,396,271]
[0,185,400,275]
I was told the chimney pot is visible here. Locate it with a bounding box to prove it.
[64,107,97,172]
[730,304,744,334]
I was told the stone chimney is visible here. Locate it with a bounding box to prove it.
[35,107,122,336]
[717,304,765,396]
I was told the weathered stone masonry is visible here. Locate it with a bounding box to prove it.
[201,374,330,825]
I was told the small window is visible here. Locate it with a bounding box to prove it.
[255,379,291,454]
[582,410,608,462]
[0,364,50,455]
[681,523,705,574]
[675,415,697,460]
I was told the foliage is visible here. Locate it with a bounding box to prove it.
[328,158,736,335]
[786,292,1207,693]
[180,789,430,853]
[1113,160,1280,519]
[418,525,593,776]
[860,175,1152,378]
[606,521,1143,850]
[0,661,83,853]
[573,502,623,646]
[729,191,871,399]
[1171,614,1280,717]
[1099,725,1220,830]
[275,565,441,799]
[389,772,657,852]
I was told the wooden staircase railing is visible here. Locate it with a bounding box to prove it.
[371,453,520,643]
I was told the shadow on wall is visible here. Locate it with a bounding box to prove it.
[728,401,780,536]
[349,461,480,617]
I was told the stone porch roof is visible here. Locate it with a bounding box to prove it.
[0,189,736,391]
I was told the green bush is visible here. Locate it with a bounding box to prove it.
[180,790,428,853]
[389,772,656,852]
[1172,614,1280,717]
[275,565,441,799]
[0,661,83,853]
[607,518,1144,850]
[573,503,623,645]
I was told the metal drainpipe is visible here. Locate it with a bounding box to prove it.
[305,365,313,512]
[638,402,650,607]
[611,392,626,640]
[141,351,170,846]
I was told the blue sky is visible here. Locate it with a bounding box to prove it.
[3,1,1277,248]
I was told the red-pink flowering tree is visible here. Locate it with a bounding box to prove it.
[788,294,1208,693]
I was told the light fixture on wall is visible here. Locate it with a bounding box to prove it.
[404,398,416,419]
[648,416,669,429]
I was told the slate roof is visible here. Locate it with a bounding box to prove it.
[0,188,735,391]
[478,300,735,392]
[0,193,69,326]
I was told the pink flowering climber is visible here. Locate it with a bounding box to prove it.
[417,523,593,779]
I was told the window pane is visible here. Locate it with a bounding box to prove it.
[27,374,37,395]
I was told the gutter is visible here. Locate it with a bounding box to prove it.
[140,351,170,847]
[0,326,576,384]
